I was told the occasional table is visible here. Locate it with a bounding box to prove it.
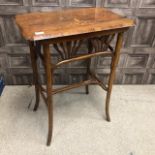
[15,8,134,146]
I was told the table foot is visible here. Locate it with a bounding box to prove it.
[46,103,53,146]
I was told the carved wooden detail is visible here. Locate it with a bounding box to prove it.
[53,40,83,60]
[3,16,25,44]
[131,17,155,47]
[139,0,155,8]
[125,54,149,68]
[0,0,23,6]
[104,0,131,8]
[69,0,96,7]
[90,34,115,52]
[8,54,31,68]
[32,0,60,6]
[123,73,144,84]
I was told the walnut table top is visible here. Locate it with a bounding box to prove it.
[15,8,134,41]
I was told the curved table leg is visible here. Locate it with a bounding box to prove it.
[105,32,123,122]
[29,41,40,111]
[85,59,91,94]
[85,40,93,94]
[43,44,53,146]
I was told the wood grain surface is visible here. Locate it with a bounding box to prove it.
[15,8,134,41]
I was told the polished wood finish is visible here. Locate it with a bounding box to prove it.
[29,41,40,111]
[105,32,123,122]
[16,8,134,146]
[55,51,113,68]
[15,8,134,41]
[43,44,53,146]
[85,39,93,94]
